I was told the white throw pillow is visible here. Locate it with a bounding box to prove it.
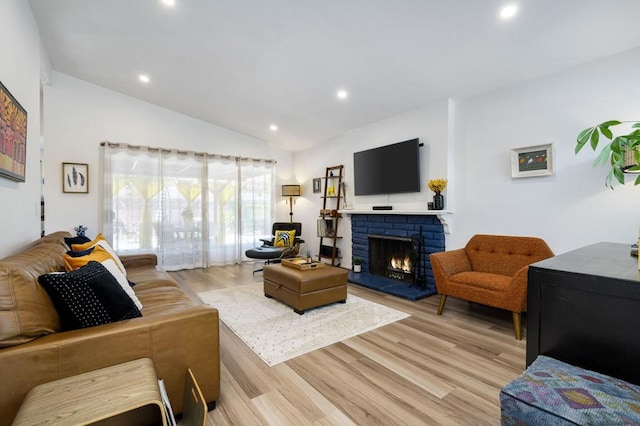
[101,258,143,310]
[94,240,128,276]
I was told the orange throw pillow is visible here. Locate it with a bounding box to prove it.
[63,245,115,272]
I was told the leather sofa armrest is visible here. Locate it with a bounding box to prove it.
[119,254,158,268]
[0,305,219,422]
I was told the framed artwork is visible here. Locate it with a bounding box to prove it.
[62,163,89,193]
[0,81,28,182]
[511,144,553,178]
[313,177,321,193]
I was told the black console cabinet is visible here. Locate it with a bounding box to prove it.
[527,242,640,385]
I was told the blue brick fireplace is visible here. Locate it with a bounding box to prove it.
[348,213,445,300]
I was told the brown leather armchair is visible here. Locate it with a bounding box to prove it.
[429,234,554,340]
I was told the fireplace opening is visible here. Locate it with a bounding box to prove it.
[368,234,419,284]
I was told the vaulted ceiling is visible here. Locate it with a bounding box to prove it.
[29,0,640,151]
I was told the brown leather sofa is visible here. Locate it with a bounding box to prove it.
[0,231,219,424]
[429,234,554,340]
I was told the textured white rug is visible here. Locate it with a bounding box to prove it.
[197,283,410,367]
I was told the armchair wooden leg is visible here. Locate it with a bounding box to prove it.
[512,312,522,340]
[436,295,447,315]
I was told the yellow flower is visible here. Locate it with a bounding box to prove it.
[428,178,447,194]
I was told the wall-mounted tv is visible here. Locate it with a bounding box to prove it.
[353,138,421,196]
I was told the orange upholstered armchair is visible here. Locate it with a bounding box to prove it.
[429,234,554,340]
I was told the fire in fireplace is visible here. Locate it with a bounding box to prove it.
[368,234,420,284]
[388,255,412,280]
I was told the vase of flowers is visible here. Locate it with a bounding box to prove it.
[428,179,447,210]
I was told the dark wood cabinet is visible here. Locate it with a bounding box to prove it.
[527,242,640,384]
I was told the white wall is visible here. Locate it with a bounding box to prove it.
[293,100,451,266]
[0,1,42,257]
[42,72,294,236]
[293,47,640,263]
[451,47,640,254]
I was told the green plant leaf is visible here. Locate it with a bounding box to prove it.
[590,130,600,150]
[610,137,623,155]
[613,167,625,186]
[576,128,593,153]
[635,174,640,186]
[605,169,614,189]
[600,120,622,127]
[599,126,613,139]
[632,122,640,128]
[593,144,612,167]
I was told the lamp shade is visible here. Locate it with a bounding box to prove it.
[282,184,301,197]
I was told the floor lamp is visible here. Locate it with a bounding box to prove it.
[282,184,301,222]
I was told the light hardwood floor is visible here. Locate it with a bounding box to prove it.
[168,264,526,425]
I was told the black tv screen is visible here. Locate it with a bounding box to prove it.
[353,139,421,196]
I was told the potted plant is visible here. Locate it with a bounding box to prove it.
[575,120,640,188]
[353,256,362,273]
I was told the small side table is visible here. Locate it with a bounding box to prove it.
[12,358,167,426]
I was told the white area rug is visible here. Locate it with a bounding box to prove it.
[197,283,410,367]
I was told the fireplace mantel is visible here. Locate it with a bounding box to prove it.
[339,209,452,233]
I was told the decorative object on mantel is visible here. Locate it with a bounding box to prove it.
[510,144,553,179]
[341,182,348,209]
[353,257,362,273]
[427,178,447,210]
[575,120,640,188]
[62,163,89,193]
[0,81,27,182]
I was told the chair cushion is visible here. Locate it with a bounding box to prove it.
[245,246,285,260]
[274,230,295,247]
[464,234,553,276]
[450,271,512,291]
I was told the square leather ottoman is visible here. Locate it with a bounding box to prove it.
[263,264,348,314]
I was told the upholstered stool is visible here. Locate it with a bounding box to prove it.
[263,264,348,314]
[500,355,640,425]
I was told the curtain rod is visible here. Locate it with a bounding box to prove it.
[100,141,277,164]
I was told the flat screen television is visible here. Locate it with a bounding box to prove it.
[353,138,421,196]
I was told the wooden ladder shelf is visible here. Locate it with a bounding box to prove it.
[318,165,344,266]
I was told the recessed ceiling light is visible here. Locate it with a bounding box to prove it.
[337,90,348,100]
[270,124,278,131]
[499,4,518,20]
[161,0,175,7]
[138,74,150,83]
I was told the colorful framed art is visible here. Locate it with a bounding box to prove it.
[0,81,27,182]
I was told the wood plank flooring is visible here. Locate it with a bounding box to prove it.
[168,264,526,425]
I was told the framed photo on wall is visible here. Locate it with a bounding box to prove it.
[0,81,28,182]
[511,144,553,178]
[62,163,89,193]
[313,178,321,193]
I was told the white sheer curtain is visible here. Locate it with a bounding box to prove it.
[159,150,207,270]
[207,155,238,266]
[239,158,276,260]
[102,143,275,271]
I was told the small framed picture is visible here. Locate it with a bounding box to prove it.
[62,163,89,193]
[511,144,553,178]
[313,178,321,193]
